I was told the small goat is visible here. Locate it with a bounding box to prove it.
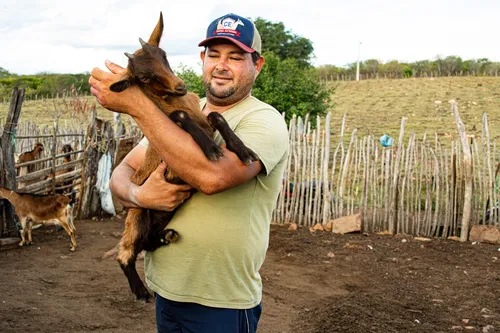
[109,13,258,301]
[0,186,77,251]
[18,143,44,174]
[55,144,75,195]
[17,143,45,190]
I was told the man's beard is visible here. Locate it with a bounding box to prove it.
[203,72,253,106]
[207,83,236,99]
[204,81,241,106]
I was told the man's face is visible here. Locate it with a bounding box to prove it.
[201,41,263,106]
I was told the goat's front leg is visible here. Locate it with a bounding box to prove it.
[207,112,259,165]
[169,111,223,161]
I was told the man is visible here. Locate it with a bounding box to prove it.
[89,13,289,332]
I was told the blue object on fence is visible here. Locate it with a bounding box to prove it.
[380,134,393,147]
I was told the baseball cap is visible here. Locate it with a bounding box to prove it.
[198,13,261,54]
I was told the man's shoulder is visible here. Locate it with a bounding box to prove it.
[246,96,278,112]
[235,96,283,123]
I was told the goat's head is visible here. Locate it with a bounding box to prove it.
[61,144,73,159]
[110,12,187,98]
[34,143,44,152]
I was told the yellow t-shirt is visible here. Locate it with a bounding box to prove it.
[143,95,289,309]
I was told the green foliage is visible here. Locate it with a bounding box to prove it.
[0,67,13,78]
[175,65,205,98]
[403,66,413,78]
[316,56,500,80]
[252,52,333,126]
[253,18,314,68]
[0,72,90,99]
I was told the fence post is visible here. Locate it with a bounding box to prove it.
[0,88,25,237]
[389,117,407,234]
[453,104,473,241]
[50,120,58,194]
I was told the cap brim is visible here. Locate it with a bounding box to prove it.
[198,36,255,53]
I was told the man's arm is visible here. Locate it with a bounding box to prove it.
[110,143,193,211]
[90,62,263,195]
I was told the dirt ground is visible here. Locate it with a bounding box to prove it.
[0,218,499,333]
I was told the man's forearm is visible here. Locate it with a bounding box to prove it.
[132,102,224,193]
[110,164,141,208]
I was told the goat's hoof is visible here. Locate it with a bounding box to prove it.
[161,229,179,245]
[70,247,76,252]
[206,145,224,161]
[18,242,24,247]
[26,241,33,246]
[135,288,152,303]
[236,146,259,166]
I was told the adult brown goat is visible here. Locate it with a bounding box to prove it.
[0,186,76,251]
[110,13,258,301]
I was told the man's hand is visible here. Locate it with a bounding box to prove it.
[132,162,194,211]
[89,60,149,117]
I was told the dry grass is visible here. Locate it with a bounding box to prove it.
[1,77,499,142]
[329,76,500,142]
[0,95,118,127]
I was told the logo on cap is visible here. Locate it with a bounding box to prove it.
[198,13,261,54]
[215,18,245,37]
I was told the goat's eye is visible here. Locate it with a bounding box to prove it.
[137,76,151,83]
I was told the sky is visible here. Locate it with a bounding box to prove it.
[1,0,499,75]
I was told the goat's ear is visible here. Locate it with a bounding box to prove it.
[110,78,133,92]
[148,12,164,46]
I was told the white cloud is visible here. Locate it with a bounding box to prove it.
[1,0,498,74]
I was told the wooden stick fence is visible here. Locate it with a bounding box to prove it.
[274,106,499,240]
[2,88,498,241]
[0,88,144,237]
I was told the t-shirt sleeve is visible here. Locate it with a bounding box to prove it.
[233,109,289,176]
[138,136,149,148]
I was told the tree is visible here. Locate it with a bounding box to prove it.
[252,52,333,126]
[0,67,12,78]
[364,59,380,78]
[175,65,205,98]
[254,18,314,68]
[438,56,463,76]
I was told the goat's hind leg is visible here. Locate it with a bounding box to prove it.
[207,112,259,165]
[18,217,28,247]
[169,111,223,161]
[117,208,151,302]
[142,211,179,252]
[58,214,77,252]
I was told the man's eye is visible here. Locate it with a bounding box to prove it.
[230,57,243,61]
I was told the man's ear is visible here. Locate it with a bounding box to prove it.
[200,50,206,62]
[254,56,265,78]
[110,77,133,92]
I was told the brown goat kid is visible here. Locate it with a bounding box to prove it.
[110,13,258,302]
[0,186,77,251]
[17,143,45,189]
[18,143,44,174]
[55,144,75,195]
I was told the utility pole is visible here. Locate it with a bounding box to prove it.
[356,41,362,81]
